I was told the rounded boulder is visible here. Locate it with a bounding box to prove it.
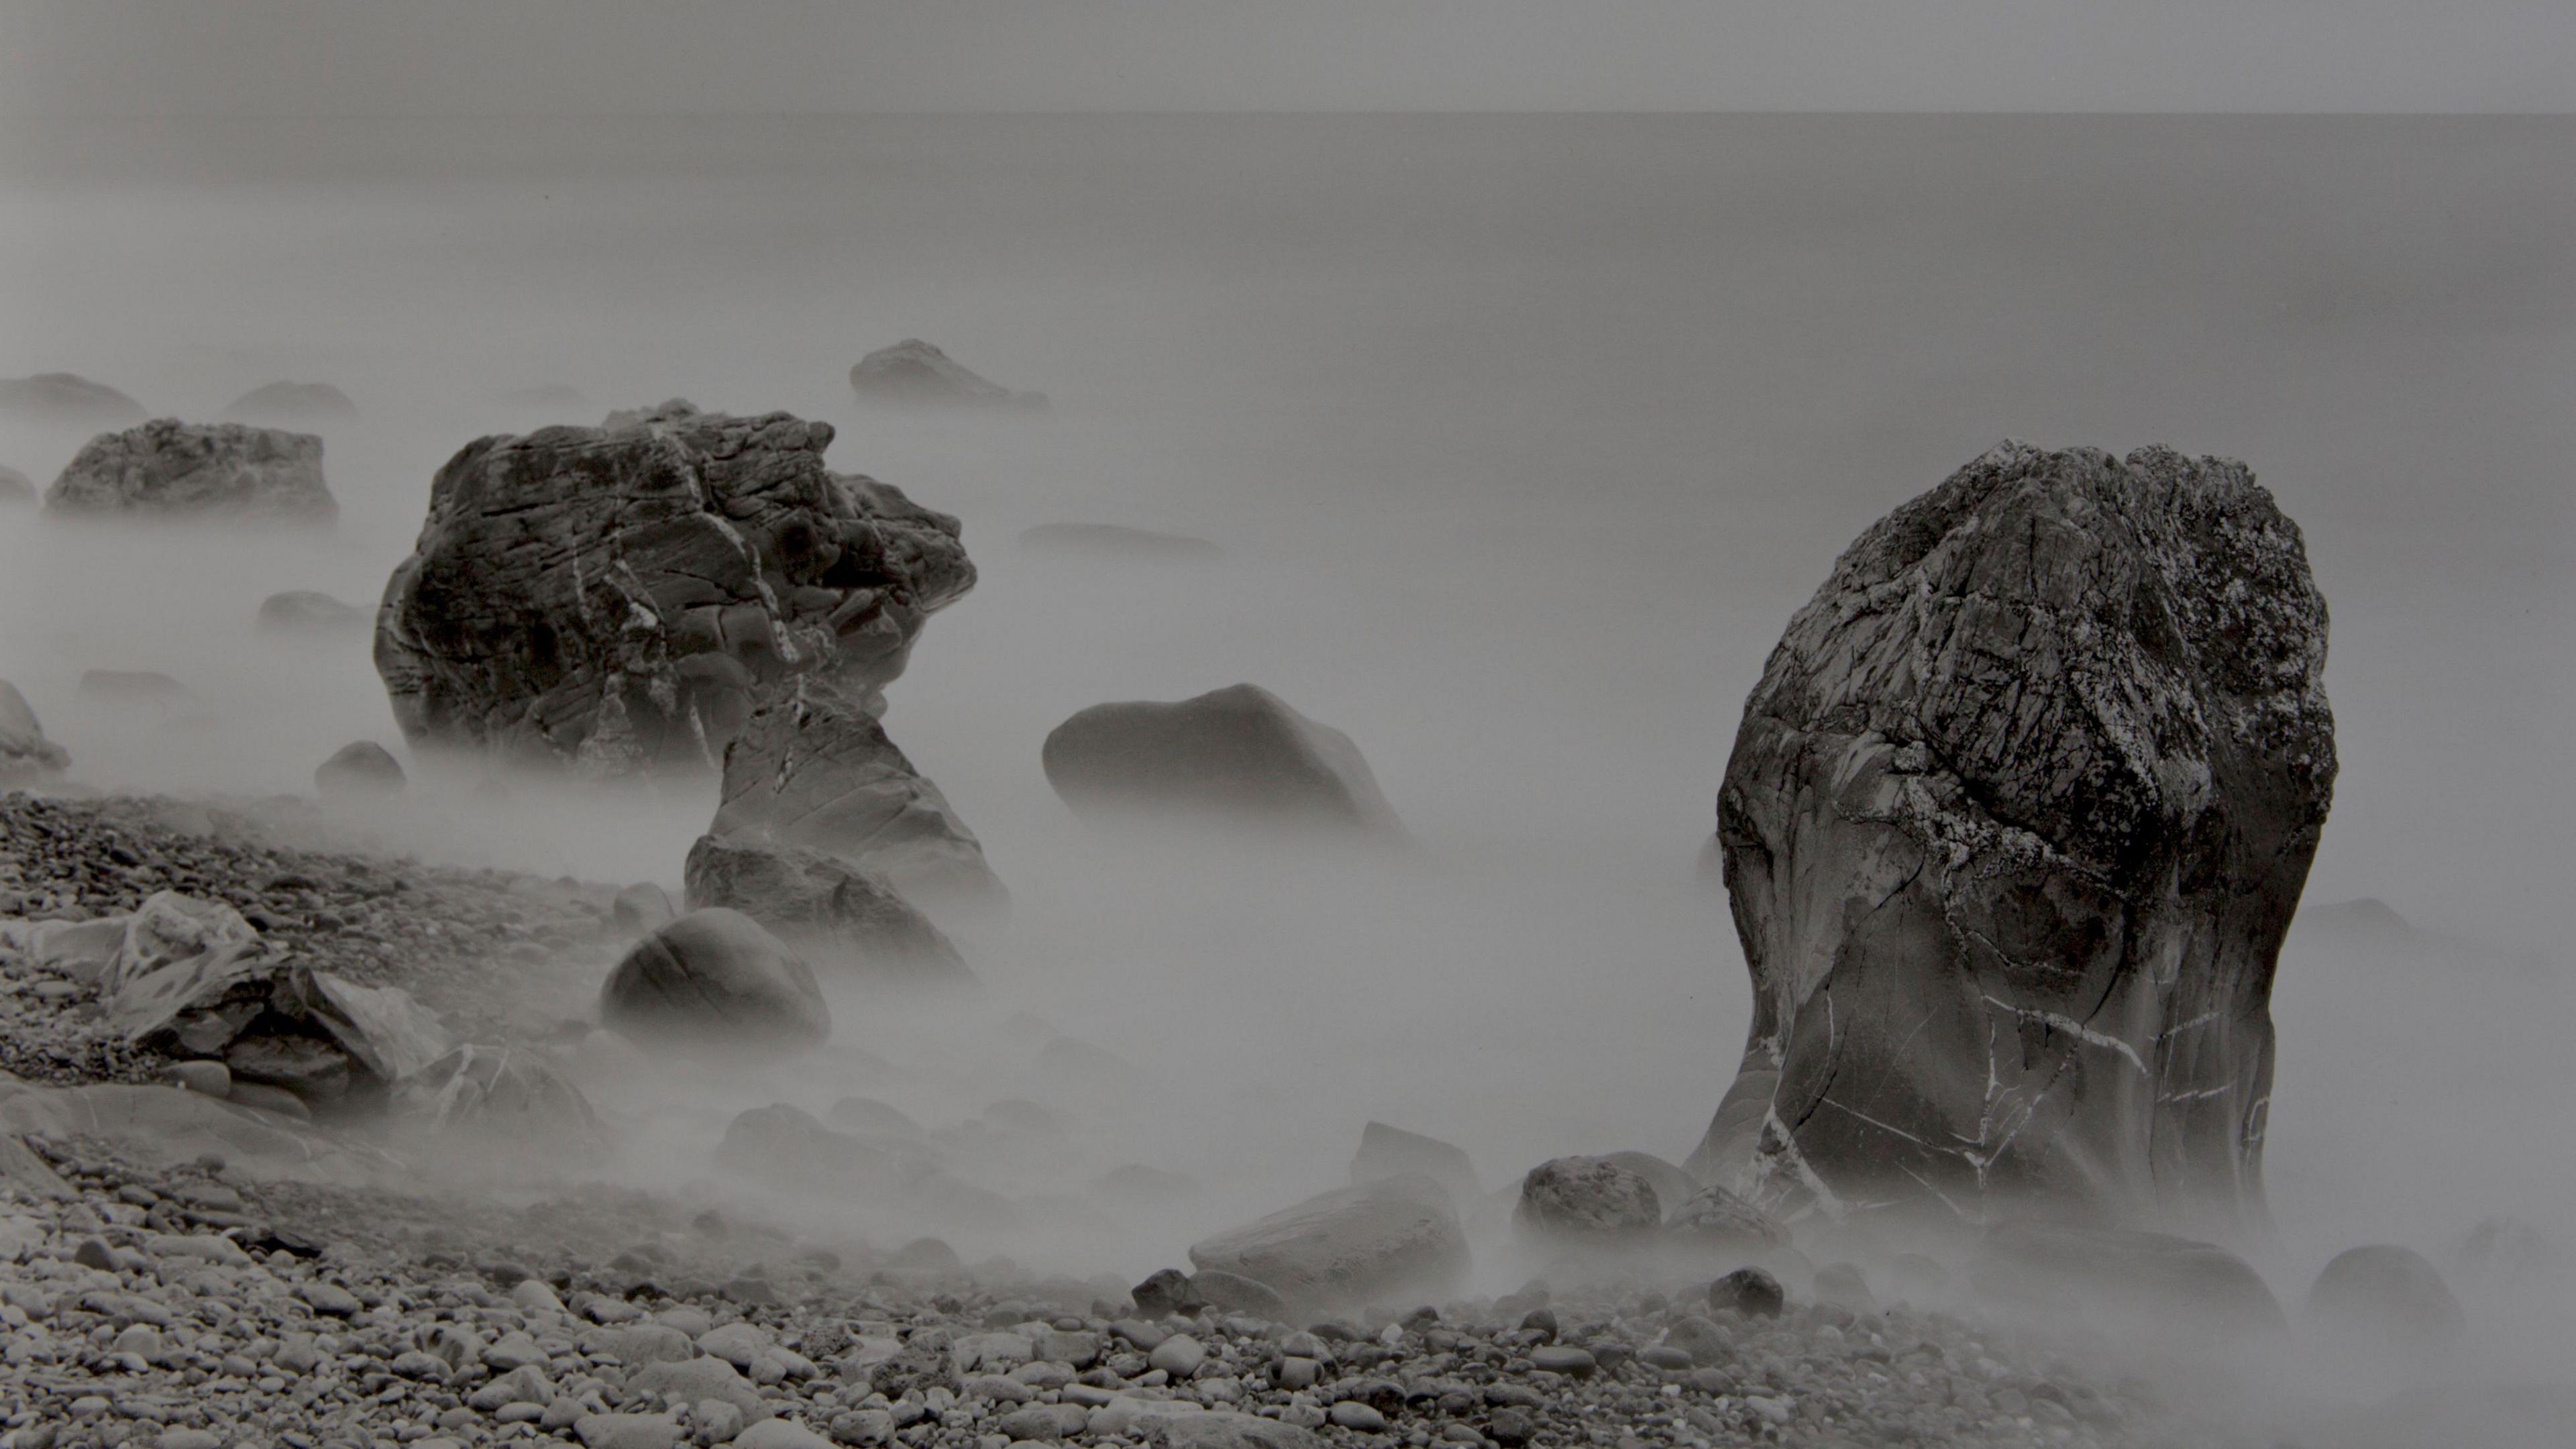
[599,908,829,1053]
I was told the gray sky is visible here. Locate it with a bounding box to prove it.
[3,0,2571,115]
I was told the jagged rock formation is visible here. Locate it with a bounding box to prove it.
[45,420,333,521]
[0,373,145,425]
[1042,684,1404,835]
[708,674,1003,910]
[0,682,69,782]
[682,832,967,981]
[223,381,358,424]
[1688,442,2335,1236]
[849,339,1044,410]
[0,466,35,505]
[373,402,972,775]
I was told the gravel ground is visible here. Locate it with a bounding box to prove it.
[0,789,2260,1448]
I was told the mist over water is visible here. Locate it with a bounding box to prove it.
[2,113,2572,1434]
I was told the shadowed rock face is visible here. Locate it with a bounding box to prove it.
[46,420,333,521]
[1688,442,2334,1237]
[374,403,973,774]
[682,830,968,981]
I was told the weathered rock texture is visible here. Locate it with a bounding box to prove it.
[0,372,145,425]
[45,420,333,521]
[709,675,1003,910]
[1042,684,1403,835]
[373,402,971,775]
[224,381,358,423]
[682,832,967,981]
[849,339,1044,410]
[1688,442,2334,1236]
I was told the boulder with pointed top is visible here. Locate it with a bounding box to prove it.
[1688,442,2336,1234]
[849,339,1044,409]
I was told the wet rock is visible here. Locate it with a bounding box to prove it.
[1689,442,2335,1233]
[315,740,405,796]
[1188,1174,1467,1312]
[1516,1156,1662,1237]
[46,419,334,521]
[258,590,372,633]
[1348,1120,1478,1204]
[1019,522,1221,559]
[0,680,70,781]
[1042,684,1403,835]
[1973,1220,2285,1336]
[1708,1267,1784,1319]
[708,675,1004,910]
[682,832,967,980]
[599,908,830,1052]
[223,380,358,423]
[2306,1244,2467,1357]
[374,403,972,775]
[0,372,146,424]
[849,339,1044,409]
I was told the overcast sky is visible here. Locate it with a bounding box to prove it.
[2,0,2571,115]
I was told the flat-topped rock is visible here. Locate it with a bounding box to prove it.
[46,419,333,521]
[223,381,358,423]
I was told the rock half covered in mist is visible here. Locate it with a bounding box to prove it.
[1187,1173,1468,1313]
[0,372,146,425]
[315,741,405,797]
[45,419,334,522]
[258,590,371,634]
[1972,1220,2284,1337]
[223,380,358,424]
[1689,442,2335,1234]
[374,402,973,774]
[1349,1121,1479,1205]
[1516,1156,1663,1238]
[2305,1244,2466,1358]
[598,907,830,1053]
[709,674,1004,912]
[0,681,70,782]
[0,466,36,505]
[849,339,1045,410]
[682,831,967,982]
[1042,684,1403,836]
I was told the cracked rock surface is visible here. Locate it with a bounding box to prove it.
[43,421,334,523]
[1688,442,2334,1236]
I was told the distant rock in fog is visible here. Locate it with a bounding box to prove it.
[0,681,70,782]
[849,339,1046,410]
[0,466,36,505]
[44,419,335,522]
[257,590,371,634]
[682,831,969,982]
[223,380,358,425]
[1019,522,1220,559]
[2305,1244,2466,1360]
[0,372,146,425]
[1972,1221,2284,1338]
[1188,1173,1469,1313]
[1688,441,2335,1234]
[1349,1121,1479,1204]
[708,674,1006,913]
[374,402,973,775]
[599,907,830,1053]
[1041,683,1404,836]
[78,669,192,706]
[315,740,405,797]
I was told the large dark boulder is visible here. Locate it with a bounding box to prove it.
[1688,443,2334,1234]
[0,373,145,425]
[598,908,830,1052]
[46,420,333,521]
[709,675,1003,909]
[1042,684,1403,835]
[1516,1157,1663,1238]
[1188,1174,1468,1312]
[223,381,358,425]
[682,832,967,981]
[373,402,973,774]
[849,339,1044,409]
